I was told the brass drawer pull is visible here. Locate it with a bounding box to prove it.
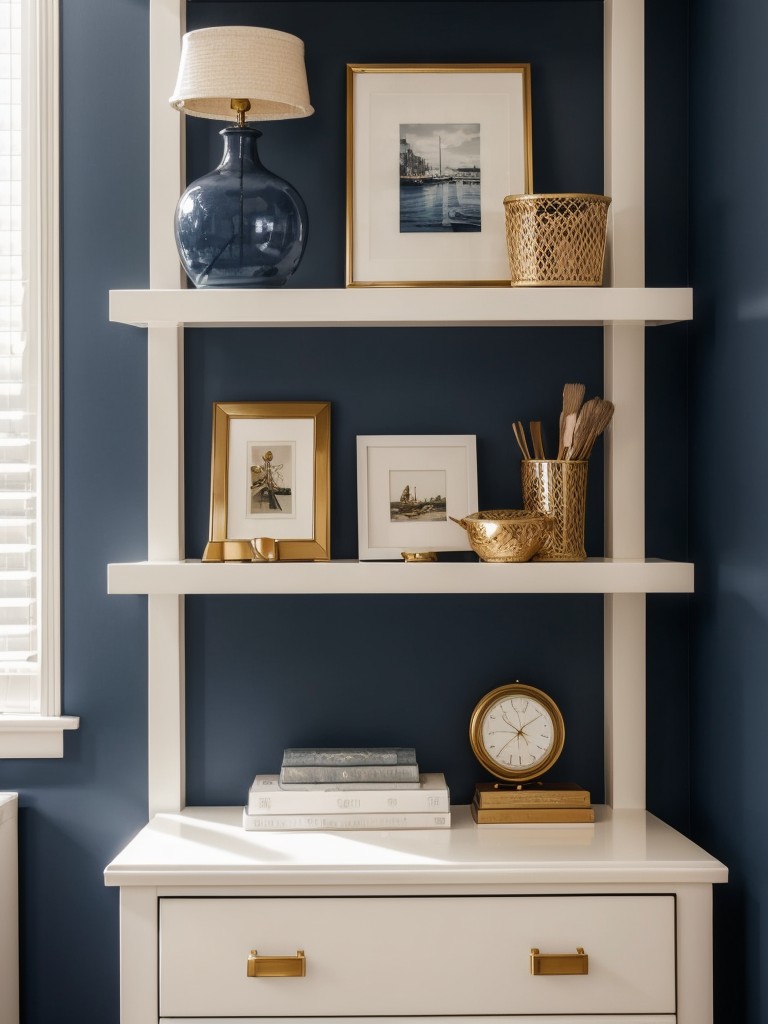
[247,949,306,978]
[530,947,589,975]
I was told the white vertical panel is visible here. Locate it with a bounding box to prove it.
[604,324,646,809]
[147,324,184,560]
[119,887,159,1024]
[147,0,185,815]
[604,0,645,287]
[604,325,645,557]
[604,0,646,810]
[149,0,185,287]
[604,592,646,808]
[148,594,184,817]
[675,884,715,1024]
[147,0,185,553]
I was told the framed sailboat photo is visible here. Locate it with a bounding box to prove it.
[346,64,532,287]
[356,435,478,559]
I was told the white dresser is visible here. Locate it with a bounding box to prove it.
[0,793,18,1024]
[105,805,726,1023]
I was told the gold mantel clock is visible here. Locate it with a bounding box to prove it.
[469,682,565,783]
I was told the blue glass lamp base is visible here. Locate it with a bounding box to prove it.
[174,127,308,289]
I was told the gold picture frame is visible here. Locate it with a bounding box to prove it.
[346,63,533,287]
[203,402,330,562]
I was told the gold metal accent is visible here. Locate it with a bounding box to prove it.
[230,98,251,128]
[450,509,551,563]
[469,681,565,783]
[202,539,257,563]
[401,551,438,562]
[530,947,588,976]
[503,194,611,287]
[200,537,280,562]
[345,64,533,288]
[251,538,279,562]
[205,401,331,562]
[247,949,306,978]
[520,460,588,561]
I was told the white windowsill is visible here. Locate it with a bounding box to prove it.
[0,715,79,758]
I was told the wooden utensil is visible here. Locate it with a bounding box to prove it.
[566,398,599,460]
[578,398,615,459]
[529,420,546,460]
[567,398,615,460]
[512,420,532,460]
[557,382,586,458]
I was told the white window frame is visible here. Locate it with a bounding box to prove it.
[0,0,77,757]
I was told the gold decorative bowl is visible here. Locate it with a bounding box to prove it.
[451,509,552,563]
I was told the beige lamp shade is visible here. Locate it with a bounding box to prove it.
[169,25,314,121]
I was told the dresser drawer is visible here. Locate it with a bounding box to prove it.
[159,894,675,1018]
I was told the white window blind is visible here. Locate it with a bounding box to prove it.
[0,0,59,723]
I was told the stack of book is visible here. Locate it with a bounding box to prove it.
[242,747,451,831]
[470,781,594,825]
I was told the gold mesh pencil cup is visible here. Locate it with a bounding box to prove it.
[521,459,588,561]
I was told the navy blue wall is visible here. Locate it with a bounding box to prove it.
[690,0,768,1022]
[0,2,150,1021]
[182,0,613,808]
[0,2,694,1022]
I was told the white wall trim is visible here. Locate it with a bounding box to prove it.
[36,0,62,720]
[2,0,78,754]
[0,716,79,758]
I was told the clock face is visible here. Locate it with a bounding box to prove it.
[469,683,565,782]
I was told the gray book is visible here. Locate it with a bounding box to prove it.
[282,746,417,767]
[279,763,420,785]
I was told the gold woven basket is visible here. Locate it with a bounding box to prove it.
[503,193,611,287]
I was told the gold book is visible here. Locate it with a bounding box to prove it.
[473,781,591,810]
[471,801,595,825]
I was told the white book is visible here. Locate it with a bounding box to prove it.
[276,780,422,791]
[248,772,450,815]
[242,808,451,831]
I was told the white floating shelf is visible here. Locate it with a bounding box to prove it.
[109,286,693,329]
[107,558,694,596]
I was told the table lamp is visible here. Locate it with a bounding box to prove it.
[170,26,314,288]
